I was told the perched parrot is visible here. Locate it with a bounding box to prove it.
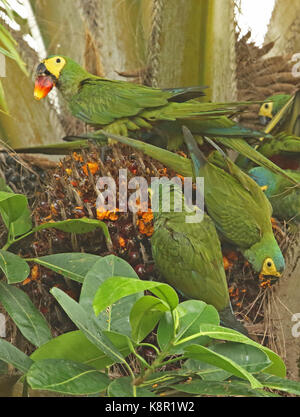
[237,92,300,171]
[182,126,285,280]
[151,180,247,334]
[236,132,300,171]
[259,94,291,126]
[253,132,300,170]
[34,55,267,140]
[249,167,300,225]
[33,55,282,156]
[258,91,300,136]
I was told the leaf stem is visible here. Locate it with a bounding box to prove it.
[137,343,160,356]
[128,339,151,370]
[2,229,35,250]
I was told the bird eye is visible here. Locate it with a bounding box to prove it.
[265,104,269,109]
[56,58,61,64]
[267,261,272,268]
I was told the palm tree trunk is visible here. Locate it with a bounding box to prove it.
[145,0,237,101]
[264,0,300,57]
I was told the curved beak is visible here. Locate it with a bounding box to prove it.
[259,272,281,287]
[34,63,56,100]
[36,63,48,76]
[259,116,272,126]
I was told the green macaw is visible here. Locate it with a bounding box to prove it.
[33,55,282,158]
[236,132,300,171]
[249,167,300,225]
[237,92,300,171]
[258,91,300,136]
[34,55,268,143]
[182,126,285,280]
[253,132,300,170]
[151,180,247,334]
[258,94,291,126]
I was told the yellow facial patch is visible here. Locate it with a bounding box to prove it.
[259,102,274,119]
[260,258,281,277]
[43,56,66,79]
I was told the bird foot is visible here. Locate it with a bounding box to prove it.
[271,217,285,236]
[108,138,118,146]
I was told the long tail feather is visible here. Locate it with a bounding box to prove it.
[166,86,207,102]
[219,305,248,336]
[203,136,227,158]
[182,126,207,175]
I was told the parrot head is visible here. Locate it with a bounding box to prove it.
[258,94,291,126]
[34,56,88,100]
[260,257,282,279]
[34,56,67,100]
[248,167,276,198]
[243,234,285,281]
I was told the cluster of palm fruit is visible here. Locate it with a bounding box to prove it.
[6,54,299,336]
[0,154,49,198]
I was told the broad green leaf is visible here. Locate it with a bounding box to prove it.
[0,250,30,284]
[183,342,271,381]
[211,342,271,374]
[183,358,230,382]
[33,253,101,283]
[26,359,109,395]
[157,311,175,351]
[173,301,220,352]
[157,301,219,353]
[0,176,32,236]
[0,339,33,373]
[0,192,28,226]
[0,360,8,375]
[0,281,52,347]
[31,330,130,370]
[80,255,142,337]
[257,374,300,396]
[33,218,112,249]
[107,377,156,397]
[9,206,32,238]
[186,324,286,378]
[130,296,169,343]
[51,287,126,365]
[93,277,179,316]
[184,344,262,389]
[171,379,275,397]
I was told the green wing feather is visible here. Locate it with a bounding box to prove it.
[199,154,270,249]
[69,78,172,125]
[257,132,300,158]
